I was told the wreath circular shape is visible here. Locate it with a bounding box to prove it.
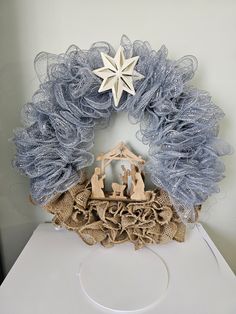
[13,35,231,247]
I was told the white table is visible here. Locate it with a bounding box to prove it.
[0,223,235,314]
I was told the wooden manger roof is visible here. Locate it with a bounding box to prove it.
[96,142,145,173]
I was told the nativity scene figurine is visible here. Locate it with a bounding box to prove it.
[90,142,147,202]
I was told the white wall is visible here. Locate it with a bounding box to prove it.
[0,0,235,275]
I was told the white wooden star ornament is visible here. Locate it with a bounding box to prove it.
[93,46,144,106]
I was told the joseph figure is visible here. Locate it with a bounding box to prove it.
[91,167,105,198]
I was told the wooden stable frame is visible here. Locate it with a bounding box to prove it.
[91,142,147,202]
[97,142,145,174]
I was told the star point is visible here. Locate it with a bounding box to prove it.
[93,46,144,106]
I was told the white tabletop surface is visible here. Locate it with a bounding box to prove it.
[0,223,235,314]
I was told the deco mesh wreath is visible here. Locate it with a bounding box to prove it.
[13,35,231,248]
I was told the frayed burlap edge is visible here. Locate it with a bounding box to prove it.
[43,179,200,249]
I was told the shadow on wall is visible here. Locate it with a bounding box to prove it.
[201,222,236,274]
[0,0,52,278]
[0,222,39,280]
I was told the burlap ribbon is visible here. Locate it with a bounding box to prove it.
[43,178,199,249]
